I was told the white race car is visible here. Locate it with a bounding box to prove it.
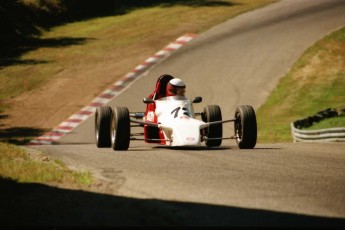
[95,76,257,151]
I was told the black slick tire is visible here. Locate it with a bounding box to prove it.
[111,107,130,151]
[234,105,257,149]
[95,106,113,148]
[202,105,223,147]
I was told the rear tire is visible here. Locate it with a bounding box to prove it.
[111,107,130,151]
[234,105,257,149]
[95,106,113,148]
[202,105,223,147]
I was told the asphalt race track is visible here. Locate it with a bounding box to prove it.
[31,0,345,226]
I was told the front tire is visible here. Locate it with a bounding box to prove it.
[95,106,113,148]
[202,105,223,147]
[111,107,130,151]
[234,105,257,149]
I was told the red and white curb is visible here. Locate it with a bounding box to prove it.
[28,33,197,145]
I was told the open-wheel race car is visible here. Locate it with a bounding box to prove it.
[95,75,257,151]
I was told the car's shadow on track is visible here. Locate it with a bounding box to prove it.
[44,142,283,152]
[1,176,345,227]
[154,146,231,151]
[154,145,284,151]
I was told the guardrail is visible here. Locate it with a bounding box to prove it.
[291,108,345,142]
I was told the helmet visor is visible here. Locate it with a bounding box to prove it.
[169,87,185,96]
[176,88,186,96]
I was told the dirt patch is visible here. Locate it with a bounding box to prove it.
[1,47,151,131]
[0,1,278,135]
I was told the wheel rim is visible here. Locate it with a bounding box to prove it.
[111,114,116,146]
[235,113,242,142]
[95,112,99,142]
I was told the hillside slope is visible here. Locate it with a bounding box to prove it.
[0,0,275,144]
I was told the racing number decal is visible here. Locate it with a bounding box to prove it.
[171,107,189,118]
[171,107,180,118]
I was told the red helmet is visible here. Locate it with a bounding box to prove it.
[166,78,186,96]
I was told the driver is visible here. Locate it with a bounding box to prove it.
[166,78,186,97]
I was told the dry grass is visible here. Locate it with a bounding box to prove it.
[0,0,275,134]
[0,142,92,185]
[257,27,345,142]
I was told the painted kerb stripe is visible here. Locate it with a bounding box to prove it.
[28,34,197,145]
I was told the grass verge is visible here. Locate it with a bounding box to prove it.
[257,27,345,143]
[303,116,345,130]
[0,0,275,109]
[0,142,92,186]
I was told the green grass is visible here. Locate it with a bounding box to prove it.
[257,27,345,142]
[0,142,92,185]
[0,0,275,110]
[303,116,345,130]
